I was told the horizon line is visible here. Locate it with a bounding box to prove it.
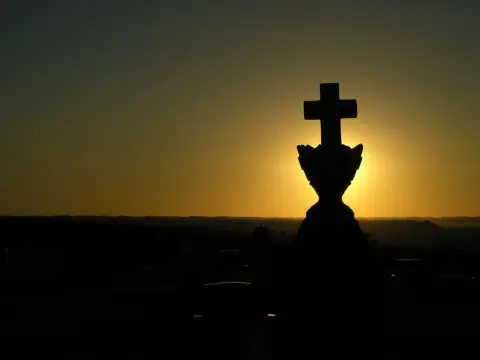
[0,215,479,220]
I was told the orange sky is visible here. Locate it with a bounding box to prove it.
[1,1,479,218]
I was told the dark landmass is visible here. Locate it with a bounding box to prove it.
[2,215,479,247]
[1,216,480,357]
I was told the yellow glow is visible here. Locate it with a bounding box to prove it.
[344,141,373,196]
[271,127,379,218]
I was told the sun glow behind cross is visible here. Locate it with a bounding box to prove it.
[272,142,374,218]
[251,90,389,217]
[343,143,372,206]
[280,129,378,218]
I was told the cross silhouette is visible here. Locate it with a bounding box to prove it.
[303,83,357,147]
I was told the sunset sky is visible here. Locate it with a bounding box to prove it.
[1,1,479,218]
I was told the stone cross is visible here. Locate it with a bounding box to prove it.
[303,83,357,147]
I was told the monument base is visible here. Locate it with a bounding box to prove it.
[297,201,368,252]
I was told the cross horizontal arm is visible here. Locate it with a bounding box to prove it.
[303,100,357,120]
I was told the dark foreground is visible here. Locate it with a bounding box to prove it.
[1,217,480,358]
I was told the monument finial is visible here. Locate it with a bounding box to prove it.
[303,83,357,146]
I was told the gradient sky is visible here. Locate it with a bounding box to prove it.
[1,0,479,217]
